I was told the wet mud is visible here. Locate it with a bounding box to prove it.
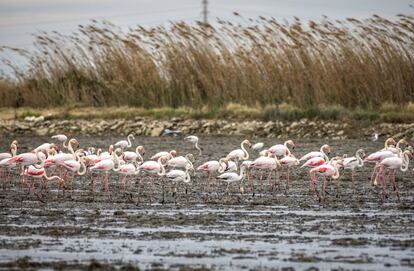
[0,136,413,270]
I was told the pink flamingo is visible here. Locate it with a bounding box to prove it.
[114,134,135,150]
[309,159,342,202]
[122,146,145,163]
[22,165,65,197]
[151,150,177,161]
[299,144,331,162]
[196,158,226,189]
[268,140,295,157]
[167,154,194,170]
[374,149,411,203]
[279,154,300,192]
[89,150,120,197]
[0,141,18,188]
[250,151,281,192]
[51,134,68,149]
[7,149,46,190]
[60,153,87,191]
[138,156,167,202]
[226,139,251,161]
[216,165,246,193]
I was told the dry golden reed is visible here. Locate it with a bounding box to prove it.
[0,14,413,109]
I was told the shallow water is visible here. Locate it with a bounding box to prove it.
[0,136,413,270]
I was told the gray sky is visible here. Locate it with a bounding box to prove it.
[0,0,412,49]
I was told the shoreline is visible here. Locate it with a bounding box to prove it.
[1,117,413,140]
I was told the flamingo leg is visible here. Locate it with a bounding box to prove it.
[285,168,290,193]
[391,169,400,203]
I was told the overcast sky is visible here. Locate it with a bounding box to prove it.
[0,0,412,49]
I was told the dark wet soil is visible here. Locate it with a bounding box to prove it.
[0,136,413,270]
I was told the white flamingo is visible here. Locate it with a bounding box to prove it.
[185,136,202,155]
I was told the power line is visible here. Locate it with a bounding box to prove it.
[0,6,199,28]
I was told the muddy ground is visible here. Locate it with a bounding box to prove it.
[0,136,413,270]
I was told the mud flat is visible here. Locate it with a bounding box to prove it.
[0,136,413,270]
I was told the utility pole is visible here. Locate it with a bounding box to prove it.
[202,0,208,24]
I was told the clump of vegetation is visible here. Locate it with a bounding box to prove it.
[0,14,413,109]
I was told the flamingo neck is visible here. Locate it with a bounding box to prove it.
[68,141,75,157]
[63,138,68,149]
[127,135,133,148]
[135,147,144,164]
[401,152,410,172]
[241,142,249,160]
[112,152,120,171]
[157,158,166,176]
[195,141,202,155]
[77,156,87,176]
[320,147,329,162]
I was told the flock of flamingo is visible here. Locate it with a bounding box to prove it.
[0,134,412,203]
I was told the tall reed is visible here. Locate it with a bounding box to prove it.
[0,14,413,109]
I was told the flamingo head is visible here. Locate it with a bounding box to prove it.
[356,149,366,159]
[137,146,145,156]
[11,140,18,147]
[242,139,252,148]
[385,137,396,147]
[109,145,114,154]
[69,139,79,148]
[10,143,18,153]
[170,150,177,158]
[286,140,295,149]
[185,153,195,163]
[321,144,331,155]
[159,156,168,166]
[128,134,135,141]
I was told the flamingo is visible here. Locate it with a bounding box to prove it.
[216,164,246,193]
[387,139,408,154]
[342,149,365,184]
[0,140,18,161]
[60,153,87,191]
[221,158,238,172]
[122,145,145,163]
[114,134,135,150]
[299,144,331,162]
[375,149,411,203]
[22,165,66,196]
[51,134,68,149]
[309,159,342,202]
[268,140,295,157]
[166,164,192,201]
[227,139,251,161]
[138,156,167,202]
[365,140,398,185]
[42,138,79,168]
[167,153,194,170]
[252,142,264,152]
[279,154,300,192]
[250,151,281,191]
[89,149,120,197]
[117,162,140,192]
[7,149,47,190]
[0,142,18,188]
[184,135,202,155]
[151,150,177,161]
[196,158,226,189]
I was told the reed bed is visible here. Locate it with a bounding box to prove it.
[0,14,413,109]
